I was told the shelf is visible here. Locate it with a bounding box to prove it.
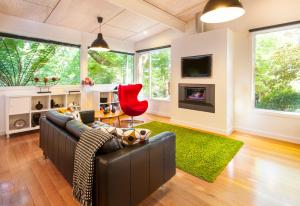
[50,107,67,111]
[99,101,119,105]
[31,95,49,110]
[9,113,30,131]
[8,126,39,134]
[67,93,81,107]
[31,109,49,113]
[5,92,82,138]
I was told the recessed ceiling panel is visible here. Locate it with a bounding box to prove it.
[46,0,124,32]
[144,0,206,16]
[177,2,206,22]
[101,24,135,40]
[106,10,157,33]
[0,0,55,22]
[23,0,59,8]
[127,23,168,42]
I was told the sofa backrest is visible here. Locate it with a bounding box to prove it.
[46,110,73,128]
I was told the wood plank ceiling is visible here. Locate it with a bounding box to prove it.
[0,0,207,42]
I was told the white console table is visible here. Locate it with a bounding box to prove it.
[5,92,81,138]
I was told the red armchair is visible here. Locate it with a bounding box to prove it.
[118,84,148,126]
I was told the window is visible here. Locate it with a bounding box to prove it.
[254,26,300,113]
[88,50,134,84]
[138,47,171,100]
[0,34,80,87]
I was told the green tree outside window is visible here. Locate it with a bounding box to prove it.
[254,27,300,112]
[138,48,171,99]
[0,36,80,87]
[87,50,134,84]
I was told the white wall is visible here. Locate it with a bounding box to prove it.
[135,29,183,51]
[134,0,300,143]
[0,13,134,135]
[146,99,172,117]
[170,29,233,135]
[203,0,300,143]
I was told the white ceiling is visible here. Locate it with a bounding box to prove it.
[144,0,207,21]
[0,0,207,42]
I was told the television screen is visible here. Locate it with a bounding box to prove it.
[181,55,212,77]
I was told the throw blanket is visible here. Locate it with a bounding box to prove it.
[73,128,114,206]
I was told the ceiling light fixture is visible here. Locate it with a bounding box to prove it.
[200,0,245,24]
[89,17,110,52]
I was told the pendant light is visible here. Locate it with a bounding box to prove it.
[89,17,110,51]
[200,0,245,24]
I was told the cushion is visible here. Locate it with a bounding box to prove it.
[88,121,108,128]
[46,110,73,128]
[79,110,95,124]
[66,110,82,122]
[66,120,91,139]
[66,120,122,154]
[117,128,151,145]
[98,138,123,155]
[92,122,151,145]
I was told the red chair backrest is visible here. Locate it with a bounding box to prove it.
[118,84,143,106]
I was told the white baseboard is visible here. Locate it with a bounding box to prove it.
[170,119,233,136]
[235,126,300,144]
[146,110,171,118]
[146,109,300,144]
[0,131,5,136]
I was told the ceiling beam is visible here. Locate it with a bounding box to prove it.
[106,0,186,32]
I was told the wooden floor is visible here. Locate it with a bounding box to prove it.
[1,114,300,206]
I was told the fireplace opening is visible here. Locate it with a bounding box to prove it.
[179,84,215,113]
[185,87,206,102]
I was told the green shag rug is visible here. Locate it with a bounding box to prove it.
[135,121,243,182]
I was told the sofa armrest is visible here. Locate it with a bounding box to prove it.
[94,132,176,206]
[79,110,95,124]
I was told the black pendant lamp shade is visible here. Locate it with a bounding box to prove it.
[89,17,110,51]
[200,0,245,23]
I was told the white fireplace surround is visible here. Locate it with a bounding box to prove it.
[170,29,234,135]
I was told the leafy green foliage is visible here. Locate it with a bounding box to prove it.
[256,88,300,111]
[87,50,134,84]
[0,36,80,87]
[139,48,170,99]
[151,49,170,98]
[138,53,150,97]
[255,28,300,112]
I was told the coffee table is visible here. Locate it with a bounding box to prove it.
[94,110,124,126]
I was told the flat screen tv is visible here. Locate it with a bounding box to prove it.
[181,55,212,77]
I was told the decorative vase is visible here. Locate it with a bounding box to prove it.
[32,113,41,127]
[103,107,110,114]
[111,106,116,113]
[35,101,43,110]
[51,99,55,108]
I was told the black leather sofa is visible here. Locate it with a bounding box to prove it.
[39,110,176,206]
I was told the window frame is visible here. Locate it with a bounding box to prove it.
[136,47,171,101]
[251,23,300,118]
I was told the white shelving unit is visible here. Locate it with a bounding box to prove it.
[92,89,119,110]
[5,92,81,138]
